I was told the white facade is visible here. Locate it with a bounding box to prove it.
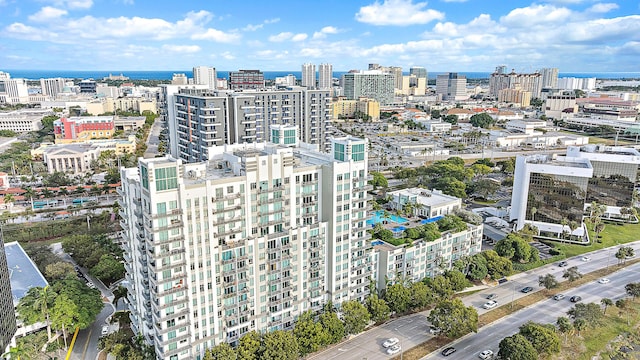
[0,76,29,104]
[119,136,371,359]
[318,63,333,89]
[540,68,559,89]
[558,77,596,91]
[275,75,296,87]
[436,73,468,101]
[506,120,547,135]
[342,70,395,106]
[40,78,66,98]
[0,109,51,132]
[301,63,316,88]
[193,66,217,90]
[388,188,461,219]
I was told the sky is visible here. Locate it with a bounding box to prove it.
[1,0,639,72]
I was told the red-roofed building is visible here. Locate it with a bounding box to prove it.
[53,116,114,144]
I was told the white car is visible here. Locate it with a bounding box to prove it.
[479,349,494,359]
[581,256,591,262]
[382,337,399,348]
[598,278,610,284]
[386,344,401,355]
[482,300,498,310]
[101,325,109,336]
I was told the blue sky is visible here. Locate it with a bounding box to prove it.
[1,0,639,72]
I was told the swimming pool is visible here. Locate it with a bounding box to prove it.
[366,210,410,226]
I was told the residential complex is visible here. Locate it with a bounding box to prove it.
[228,70,264,90]
[0,234,17,352]
[118,132,371,359]
[301,63,316,88]
[331,97,380,121]
[166,86,332,163]
[489,70,543,98]
[193,66,217,90]
[318,63,333,90]
[342,70,395,105]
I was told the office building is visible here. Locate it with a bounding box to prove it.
[409,67,427,81]
[0,235,17,352]
[53,116,114,144]
[40,77,66,98]
[170,86,332,163]
[228,70,264,90]
[342,70,395,105]
[0,109,51,133]
[566,145,640,208]
[318,63,333,89]
[118,132,370,359]
[511,154,592,234]
[436,73,468,101]
[301,63,316,88]
[498,87,532,107]
[0,72,29,104]
[79,79,97,93]
[540,68,559,89]
[544,95,577,119]
[193,66,217,90]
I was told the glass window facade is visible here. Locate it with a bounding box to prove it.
[334,143,345,161]
[351,143,365,161]
[526,172,588,223]
[155,167,178,192]
[586,160,637,207]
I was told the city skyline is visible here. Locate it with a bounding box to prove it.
[1,0,639,72]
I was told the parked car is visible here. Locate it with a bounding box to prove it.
[553,294,565,301]
[486,294,498,300]
[570,295,582,303]
[442,347,457,356]
[482,300,498,310]
[387,344,401,355]
[101,325,109,336]
[479,349,494,359]
[382,338,399,348]
[558,261,568,267]
[598,278,610,284]
[521,286,534,293]
[581,256,591,262]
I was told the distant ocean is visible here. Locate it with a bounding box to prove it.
[5,69,640,81]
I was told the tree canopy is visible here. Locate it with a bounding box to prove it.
[427,298,478,339]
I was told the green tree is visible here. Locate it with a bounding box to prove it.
[369,171,388,190]
[466,253,489,281]
[567,302,604,327]
[366,294,391,324]
[518,321,561,356]
[2,343,33,360]
[261,330,299,360]
[50,279,103,329]
[319,310,344,344]
[16,286,53,341]
[498,334,537,360]
[237,330,262,360]
[482,250,513,279]
[427,298,478,339]
[573,318,587,337]
[44,261,76,281]
[495,234,538,263]
[113,286,128,307]
[616,246,635,264]
[50,293,79,349]
[556,316,573,343]
[204,343,237,360]
[538,273,559,293]
[384,283,411,314]
[470,113,496,129]
[562,266,583,283]
[625,282,640,300]
[89,254,125,286]
[601,298,613,315]
[293,310,329,356]
[426,275,454,301]
[443,269,469,291]
[341,300,370,335]
[409,281,433,309]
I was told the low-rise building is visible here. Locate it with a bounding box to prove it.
[388,188,462,219]
[53,116,114,144]
[0,109,51,132]
[506,120,548,135]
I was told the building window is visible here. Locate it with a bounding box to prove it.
[155,167,178,191]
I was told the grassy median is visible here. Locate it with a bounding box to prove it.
[394,258,640,360]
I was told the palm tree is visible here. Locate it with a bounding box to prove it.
[560,217,568,242]
[601,298,613,315]
[3,193,15,208]
[530,206,537,222]
[112,285,128,307]
[2,343,32,360]
[594,222,605,242]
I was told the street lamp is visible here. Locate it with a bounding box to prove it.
[394,328,404,360]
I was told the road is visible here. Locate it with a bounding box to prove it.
[427,260,640,359]
[51,243,116,360]
[144,116,163,158]
[309,241,640,360]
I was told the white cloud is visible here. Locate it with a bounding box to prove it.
[4,23,51,41]
[28,6,67,22]
[312,26,341,39]
[564,15,640,43]
[500,4,572,28]
[243,17,280,31]
[587,3,619,13]
[355,0,445,26]
[291,33,308,41]
[269,32,293,42]
[221,51,235,60]
[162,44,201,53]
[51,0,93,9]
[192,28,241,42]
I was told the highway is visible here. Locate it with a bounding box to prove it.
[309,241,640,360]
[426,260,640,359]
